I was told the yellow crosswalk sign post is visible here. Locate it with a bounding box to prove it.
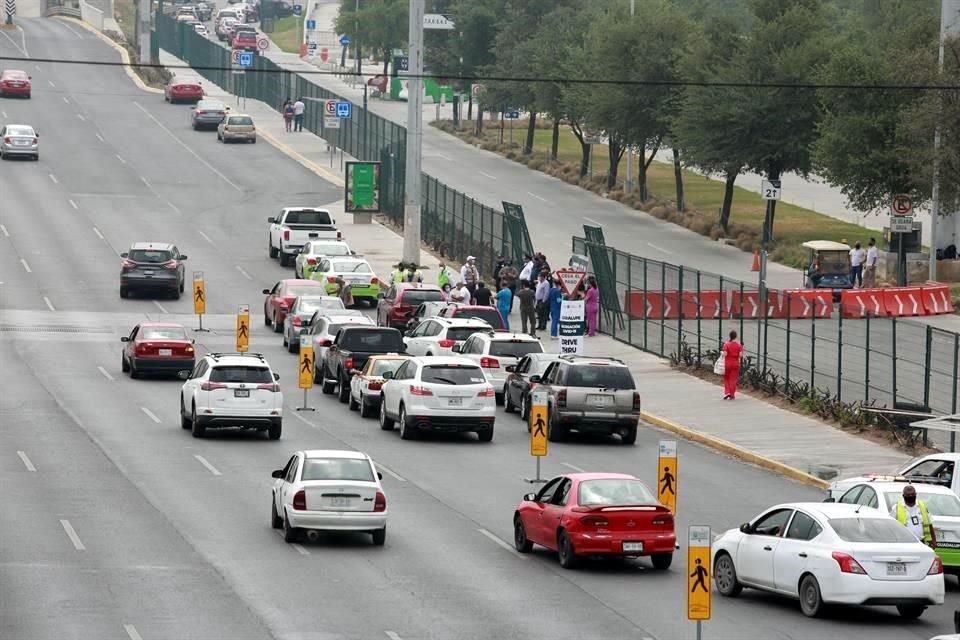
[524,389,548,484]
[688,524,711,636]
[236,304,250,353]
[192,271,208,332]
[296,335,316,412]
[657,440,677,514]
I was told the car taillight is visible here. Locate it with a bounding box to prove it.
[292,490,306,510]
[373,491,386,512]
[185,345,194,353]
[652,513,674,526]
[345,357,354,371]
[318,339,332,347]
[307,258,317,265]
[557,389,567,408]
[31,138,37,145]
[135,343,151,354]
[580,515,608,526]
[201,382,228,391]
[256,383,280,392]
[292,316,301,326]
[327,277,337,283]
[410,385,433,396]
[336,231,342,240]
[477,387,495,397]
[161,260,177,270]
[929,557,944,575]
[367,381,382,391]
[370,277,378,284]
[633,391,641,411]
[438,339,455,348]
[283,230,290,241]
[831,552,866,574]
[480,357,499,369]
[122,259,137,268]
[197,110,207,115]
[279,303,289,312]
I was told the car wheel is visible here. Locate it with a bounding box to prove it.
[513,515,533,553]
[547,410,566,442]
[272,314,283,333]
[651,553,673,570]
[337,373,350,403]
[714,553,743,597]
[279,252,290,267]
[120,286,128,299]
[121,354,129,373]
[282,511,300,542]
[321,376,336,395]
[268,421,282,440]
[269,242,279,259]
[348,391,359,411]
[271,499,283,529]
[359,394,374,418]
[180,397,191,429]
[477,427,494,442]
[896,604,926,619]
[503,387,515,413]
[172,289,181,300]
[520,394,529,422]
[216,131,221,140]
[621,426,637,445]
[287,336,297,353]
[495,392,504,407]
[371,526,386,546]
[799,574,825,618]
[398,406,416,440]
[179,279,185,293]
[129,361,140,379]
[251,137,256,144]
[191,405,206,438]
[264,310,272,326]
[379,398,395,430]
[557,530,579,569]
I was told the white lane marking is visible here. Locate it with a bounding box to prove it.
[68,199,78,210]
[141,407,162,424]
[48,173,58,184]
[0,27,28,58]
[0,110,5,118]
[477,528,527,559]
[194,455,222,476]
[92,226,105,240]
[385,633,404,640]
[526,191,549,203]
[63,96,69,104]
[140,176,151,187]
[647,242,672,255]
[291,412,314,427]
[20,258,31,273]
[198,230,214,245]
[478,171,497,180]
[95,132,105,142]
[0,224,8,237]
[152,300,168,314]
[97,366,115,381]
[376,464,406,483]
[583,216,602,226]
[123,625,144,640]
[235,265,252,280]
[47,80,55,88]
[435,153,452,161]
[561,462,585,473]
[291,543,310,556]
[17,451,36,472]
[43,296,55,311]
[60,519,86,551]
[116,154,126,165]
[56,18,86,39]
[134,102,243,192]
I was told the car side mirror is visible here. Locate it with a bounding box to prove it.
[451,345,461,353]
[528,375,541,383]
[273,373,280,381]
[120,336,130,342]
[267,217,276,223]
[350,369,361,376]
[523,493,536,502]
[823,497,836,503]
[382,371,394,380]
[262,289,271,294]
[177,370,191,380]
[120,252,128,258]
[271,469,284,478]
[505,365,516,373]
[739,523,753,534]
[377,471,383,480]
[179,255,188,260]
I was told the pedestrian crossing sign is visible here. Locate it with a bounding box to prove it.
[298,336,313,389]
[192,271,206,316]
[687,525,712,621]
[657,440,677,514]
[529,390,548,457]
[236,304,250,353]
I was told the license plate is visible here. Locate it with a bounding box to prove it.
[159,348,172,356]
[622,542,644,552]
[143,270,154,276]
[330,496,352,507]
[887,562,907,576]
[587,394,613,406]
[234,389,250,398]
[448,397,462,407]
[15,140,28,145]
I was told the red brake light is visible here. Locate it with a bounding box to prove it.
[327,277,337,283]
[122,259,137,268]
[307,258,317,265]
[336,231,342,240]
[135,343,150,354]
[256,383,280,392]
[318,339,332,347]
[438,339,455,348]
[345,357,354,371]
[161,260,177,270]
[373,491,386,512]
[929,557,944,575]
[201,382,228,391]
[480,357,500,369]
[292,490,306,511]
[283,230,290,241]
[580,515,609,526]
[367,381,382,391]
[652,513,674,526]
[477,386,495,397]
[832,552,867,574]
[292,316,301,326]
[633,391,641,411]
[410,385,433,396]
[370,277,378,284]
[557,389,567,408]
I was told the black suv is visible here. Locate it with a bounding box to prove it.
[120,242,188,299]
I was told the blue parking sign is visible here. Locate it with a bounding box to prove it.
[335,101,352,119]
[238,52,254,67]
[306,19,315,29]
[339,35,351,46]
[292,4,302,16]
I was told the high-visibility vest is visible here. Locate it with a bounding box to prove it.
[391,269,404,284]
[896,500,933,544]
[438,269,450,289]
[404,270,422,283]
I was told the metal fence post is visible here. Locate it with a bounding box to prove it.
[762,300,769,372]
[659,264,666,357]
[864,313,871,403]
[696,270,702,365]
[785,293,791,389]
[738,281,744,348]
[643,257,648,351]
[677,268,684,356]
[923,325,932,448]
[627,253,632,346]
[810,307,816,390]
[891,317,898,406]
[952,334,959,452]
[718,276,724,351]
[836,306,844,404]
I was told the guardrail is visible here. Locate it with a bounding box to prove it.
[46,5,81,17]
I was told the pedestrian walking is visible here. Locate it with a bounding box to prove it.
[584,275,600,337]
[282,98,294,132]
[890,485,937,548]
[535,272,550,331]
[517,281,537,337]
[721,330,743,400]
[460,256,480,296]
[863,238,878,288]
[473,281,493,307]
[548,278,563,338]
[293,97,306,132]
[334,276,354,307]
[849,241,865,288]
[496,281,513,331]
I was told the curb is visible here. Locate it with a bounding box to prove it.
[256,129,345,187]
[55,17,164,94]
[640,410,831,490]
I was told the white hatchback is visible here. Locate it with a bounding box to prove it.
[379,356,496,441]
[454,332,544,403]
[712,502,944,619]
[271,449,387,545]
[403,317,492,357]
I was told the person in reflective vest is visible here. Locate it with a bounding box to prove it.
[890,485,937,547]
[391,263,406,284]
[403,263,423,283]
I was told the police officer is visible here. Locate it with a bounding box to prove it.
[390,262,406,284]
[890,485,937,548]
[403,263,423,283]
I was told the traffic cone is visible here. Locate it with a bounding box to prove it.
[751,250,760,272]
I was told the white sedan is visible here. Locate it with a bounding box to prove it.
[295,239,353,279]
[271,449,387,545]
[712,502,944,619]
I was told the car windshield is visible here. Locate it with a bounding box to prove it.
[530,357,558,375]
[566,365,636,389]
[489,340,543,358]
[453,308,504,329]
[310,243,350,256]
[4,71,27,80]
[882,491,960,517]
[285,284,325,297]
[284,210,332,225]
[228,116,253,125]
[141,327,187,340]
[197,101,224,110]
[578,479,656,506]
[332,261,371,273]
[338,330,404,351]
[300,458,375,482]
[370,359,405,377]
[128,249,173,263]
[446,327,488,342]
[420,365,486,385]
[209,366,272,383]
[7,126,34,136]
[829,517,920,543]
[401,290,444,305]
[298,298,344,314]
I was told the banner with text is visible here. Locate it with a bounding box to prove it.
[558,300,585,356]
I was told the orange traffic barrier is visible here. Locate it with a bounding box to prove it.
[679,291,726,319]
[751,251,760,272]
[781,290,833,319]
[729,290,781,319]
[883,287,925,317]
[839,289,887,318]
[624,291,680,320]
[921,281,953,315]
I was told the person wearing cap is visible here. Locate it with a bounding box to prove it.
[403,262,423,283]
[891,484,937,548]
[460,257,479,296]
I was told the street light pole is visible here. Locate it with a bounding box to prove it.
[402,0,425,265]
[355,0,360,87]
[624,0,636,193]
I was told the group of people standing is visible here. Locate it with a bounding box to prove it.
[843,237,878,288]
[280,97,306,133]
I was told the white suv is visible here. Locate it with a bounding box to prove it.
[379,356,496,441]
[453,332,544,404]
[403,317,492,357]
[179,353,283,439]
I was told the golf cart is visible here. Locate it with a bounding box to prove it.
[803,241,853,296]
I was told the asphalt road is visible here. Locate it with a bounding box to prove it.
[3,17,960,640]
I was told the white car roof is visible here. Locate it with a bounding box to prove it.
[205,355,271,367]
[487,332,540,342]
[411,355,483,368]
[768,502,892,520]
[844,480,958,496]
[431,317,492,328]
[302,449,368,460]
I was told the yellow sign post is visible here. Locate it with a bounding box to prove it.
[688,524,711,638]
[192,271,208,332]
[236,304,250,353]
[657,440,678,514]
[296,335,316,411]
[524,389,549,484]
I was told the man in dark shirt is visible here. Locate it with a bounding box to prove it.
[473,281,493,307]
[517,281,537,338]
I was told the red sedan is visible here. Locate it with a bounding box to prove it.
[263,279,329,333]
[513,473,676,569]
[164,76,204,104]
[0,69,31,98]
[120,322,195,378]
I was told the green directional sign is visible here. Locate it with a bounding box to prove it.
[345,161,381,213]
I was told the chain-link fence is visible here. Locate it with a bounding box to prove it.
[154,16,533,276]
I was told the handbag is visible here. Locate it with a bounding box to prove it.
[713,357,726,375]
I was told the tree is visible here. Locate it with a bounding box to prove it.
[335,0,408,76]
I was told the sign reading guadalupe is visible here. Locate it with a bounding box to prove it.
[344,161,381,213]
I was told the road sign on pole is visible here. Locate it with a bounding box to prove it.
[257,38,270,51]
[556,269,586,297]
[292,4,302,16]
[297,335,316,411]
[423,13,455,30]
[324,99,337,115]
[231,49,242,64]
[339,34,351,46]
[558,300,585,356]
[524,389,549,485]
[688,525,712,625]
[236,304,250,353]
[306,18,315,29]
[335,100,352,118]
[238,51,254,67]
[761,179,782,201]
[892,193,913,216]
[657,440,678,513]
[192,271,206,316]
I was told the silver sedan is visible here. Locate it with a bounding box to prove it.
[0,124,38,160]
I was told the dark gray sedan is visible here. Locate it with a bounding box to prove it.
[190,99,229,130]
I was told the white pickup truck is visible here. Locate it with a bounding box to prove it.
[268,207,342,267]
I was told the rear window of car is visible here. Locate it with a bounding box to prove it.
[7,126,34,136]
[566,365,636,389]
[332,261,371,273]
[285,284,325,297]
[228,116,253,125]
[339,330,404,351]
[370,359,405,377]
[829,517,920,543]
[209,366,272,383]
[301,458,374,482]
[453,308,504,329]
[299,298,344,314]
[325,319,371,335]
[578,479,657,506]
[141,327,187,340]
[400,290,444,305]
[4,71,27,80]
[420,365,486,385]
[197,101,224,111]
[488,340,543,358]
[446,327,488,342]
[284,210,333,225]
[882,491,960,516]
[310,243,350,256]
[128,249,173,263]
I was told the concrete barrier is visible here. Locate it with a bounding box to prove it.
[79,0,103,30]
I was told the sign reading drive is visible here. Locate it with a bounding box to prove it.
[558,300,585,356]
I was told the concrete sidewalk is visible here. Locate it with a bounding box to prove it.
[158,49,915,490]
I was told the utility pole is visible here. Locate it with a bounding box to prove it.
[354,0,360,87]
[930,0,960,280]
[402,0,424,265]
[139,0,151,65]
[624,0,636,193]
